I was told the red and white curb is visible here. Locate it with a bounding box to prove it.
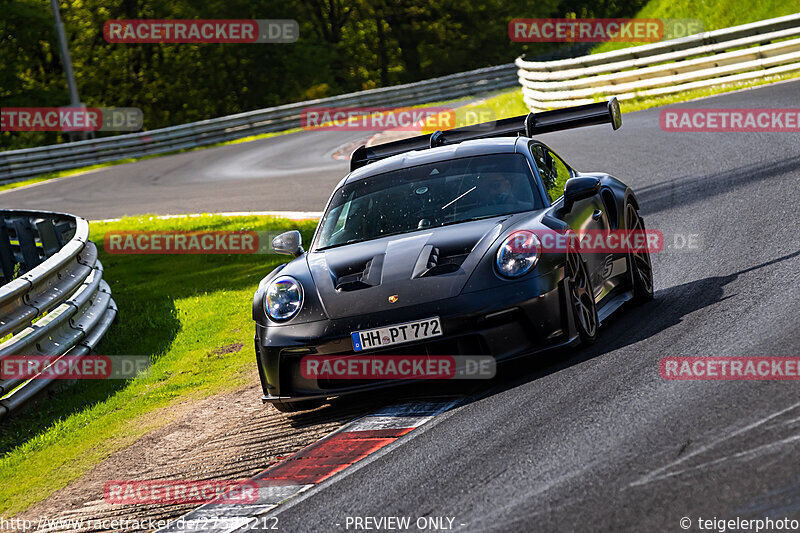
[158,400,459,532]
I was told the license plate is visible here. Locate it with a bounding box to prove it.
[352,317,442,351]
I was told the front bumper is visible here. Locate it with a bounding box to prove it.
[255,266,575,403]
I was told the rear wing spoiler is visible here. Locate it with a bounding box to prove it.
[350,98,621,171]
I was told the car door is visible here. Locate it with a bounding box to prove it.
[532,143,610,300]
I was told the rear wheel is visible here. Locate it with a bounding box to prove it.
[625,203,654,304]
[271,399,325,413]
[566,248,598,345]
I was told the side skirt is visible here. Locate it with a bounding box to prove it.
[597,290,633,325]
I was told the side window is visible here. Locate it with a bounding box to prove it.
[332,199,350,234]
[530,143,572,200]
[544,148,572,199]
[547,150,572,183]
[529,144,553,190]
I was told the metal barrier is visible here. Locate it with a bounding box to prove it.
[516,14,800,111]
[0,45,597,183]
[0,210,117,419]
[0,65,520,182]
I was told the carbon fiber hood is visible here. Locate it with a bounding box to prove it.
[307,217,508,319]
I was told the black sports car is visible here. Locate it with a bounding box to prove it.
[252,98,654,412]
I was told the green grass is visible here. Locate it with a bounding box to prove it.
[611,71,800,112]
[0,163,137,193]
[0,214,316,516]
[0,176,52,192]
[451,65,800,130]
[593,0,800,54]
[0,159,159,194]
[457,90,529,122]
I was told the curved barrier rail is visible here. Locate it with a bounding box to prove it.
[0,65,519,182]
[516,14,800,111]
[0,45,595,184]
[0,210,117,419]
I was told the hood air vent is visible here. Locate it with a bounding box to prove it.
[335,254,384,292]
[417,246,470,278]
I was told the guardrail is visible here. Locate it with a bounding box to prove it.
[0,66,523,183]
[0,45,595,183]
[516,14,800,111]
[0,210,117,420]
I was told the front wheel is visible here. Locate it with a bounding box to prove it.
[566,248,598,345]
[625,202,654,304]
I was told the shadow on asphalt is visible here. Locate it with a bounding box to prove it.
[308,249,800,418]
[477,249,800,400]
[638,154,800,216]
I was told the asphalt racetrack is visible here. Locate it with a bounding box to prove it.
[4,80,800,531]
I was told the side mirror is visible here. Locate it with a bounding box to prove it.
[272,230,304,257]
[608,97,622,131]
[562,177,601,214]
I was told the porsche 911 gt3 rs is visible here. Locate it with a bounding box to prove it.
[252,98,654,412]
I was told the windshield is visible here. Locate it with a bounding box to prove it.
[314,153,542,250]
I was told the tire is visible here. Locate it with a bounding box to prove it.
[271,399,325,413]
[566,248,598,345]
[625,202,654,304]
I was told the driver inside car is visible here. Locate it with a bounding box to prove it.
[482,173,527,209]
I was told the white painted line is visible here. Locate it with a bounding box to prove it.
[342,400,460,432]
[254,484,314,504]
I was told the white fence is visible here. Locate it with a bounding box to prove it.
[516,14,800,111]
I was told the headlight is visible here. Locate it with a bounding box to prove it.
[264,276,303,321]
[496,230,541,278]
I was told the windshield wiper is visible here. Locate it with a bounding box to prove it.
[317,238,361,251]
[316,229,414,251]
[439,213,508,227]
[316,214,510,251]
[441,186,476,210]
